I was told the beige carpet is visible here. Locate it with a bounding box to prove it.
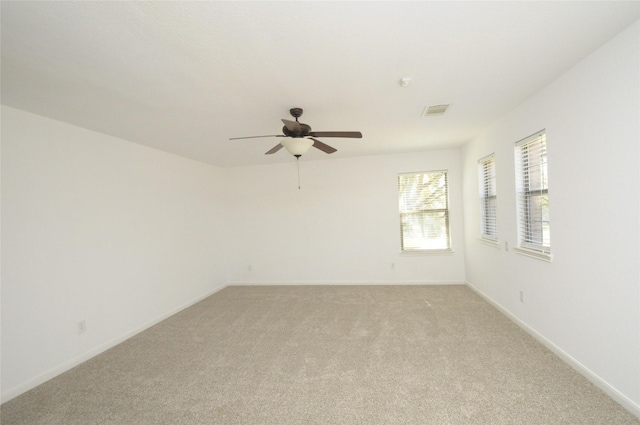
[1,285,638,424]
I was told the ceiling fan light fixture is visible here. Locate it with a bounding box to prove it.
[281,137,313,157]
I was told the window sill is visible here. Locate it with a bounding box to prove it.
[400,249,454,256]
[479,238,500,248]
[514,246,552,262]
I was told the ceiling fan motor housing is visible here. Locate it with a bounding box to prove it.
[282,107,309,137]
[282,123,311,137]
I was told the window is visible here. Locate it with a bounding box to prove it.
[515,131,551,258]
[478,154,497,241]
[398,171,451,251]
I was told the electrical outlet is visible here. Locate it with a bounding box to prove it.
[391,262,395,270]
[519,291,525,303]
[248,265,252,272]
[505,241,509,251]
[78,320,86,334]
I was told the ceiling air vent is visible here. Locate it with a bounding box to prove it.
[422,104,450,117]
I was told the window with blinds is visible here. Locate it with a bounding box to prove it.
[478,154,497,241]
[398,171,451,251]
[515,131,551,256]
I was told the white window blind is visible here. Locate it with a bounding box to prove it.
[515,131,550,254]
[478,154,497,241]
[398,171,451,251]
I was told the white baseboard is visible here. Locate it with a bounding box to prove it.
[228,280,466,286]
[1,282,229,404]
[465,281,640,419]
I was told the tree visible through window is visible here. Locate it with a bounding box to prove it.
[398,171,450,251]
[515,131,550,254]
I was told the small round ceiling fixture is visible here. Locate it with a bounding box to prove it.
[400,77,412,87]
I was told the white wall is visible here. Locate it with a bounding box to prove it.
[461,21,639,413]
[1,106,229,401]
[225,150,466,284]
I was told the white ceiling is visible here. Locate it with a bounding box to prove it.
[2,1,639,167]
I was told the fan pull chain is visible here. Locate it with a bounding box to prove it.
[296,156,301,189]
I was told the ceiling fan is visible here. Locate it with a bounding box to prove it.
[229,107,362,157]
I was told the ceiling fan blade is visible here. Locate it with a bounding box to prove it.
[281,119,301,133]
[265,143,283,155]
[310,138,337,154]
[308,131,362,138]
[229,135,283,140]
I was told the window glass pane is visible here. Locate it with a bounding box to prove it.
[478,155,497,240]
[483,196,497,238]
[398,171,450,251]
[515,132,550,253]
[399,172,448,211]
[400,212,450,250]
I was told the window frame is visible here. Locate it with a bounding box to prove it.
[514,130,551,261]
[397,170,452,253]
[478,154,498,243]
